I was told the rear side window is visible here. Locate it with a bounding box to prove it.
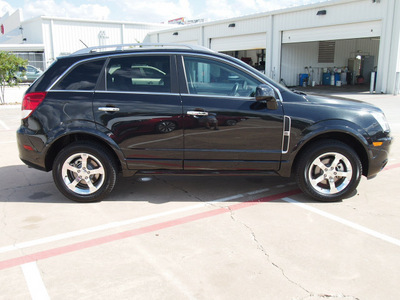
[52,59,106,90]
[106,56,170,93]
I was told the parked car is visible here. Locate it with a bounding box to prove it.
[9,66,27,84]
[24,65,44,82]
[10,65,43,84]
[17,44,392,203]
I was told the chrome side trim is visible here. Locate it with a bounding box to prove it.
[47,90,95,93]
[180,93,254,101]
[48,90,181,97]
[282,116,291,154]
[47,53,175,92]
[47,51,284,103]
[94,90,181,96]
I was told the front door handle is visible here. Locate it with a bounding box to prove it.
[98,107,120,112]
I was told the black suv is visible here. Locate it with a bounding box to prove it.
[17,44,392,203]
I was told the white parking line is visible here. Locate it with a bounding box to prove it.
[0,119,10,130]
[21,262,50,300]
[0,187,277,255]
[283,197,400,247]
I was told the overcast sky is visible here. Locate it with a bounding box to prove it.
[1,0,324,23]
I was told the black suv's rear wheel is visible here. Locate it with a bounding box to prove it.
[52,142,117,202]
[296,140,362,202]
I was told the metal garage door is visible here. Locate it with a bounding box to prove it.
[210,33,266,52]
[282,20,381,44]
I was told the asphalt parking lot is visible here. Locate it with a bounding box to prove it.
[0,90,399,300]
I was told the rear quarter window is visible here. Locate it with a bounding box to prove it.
[52,59,106,91]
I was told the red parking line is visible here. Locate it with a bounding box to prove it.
[384,163,400,171]
[0,189,300,271]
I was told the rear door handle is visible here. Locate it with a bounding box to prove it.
[187,111,208,116]
[98,107,120,112]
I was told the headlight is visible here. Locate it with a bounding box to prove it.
[371,112,390,132]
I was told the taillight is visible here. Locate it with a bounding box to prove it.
[21,92,47,119]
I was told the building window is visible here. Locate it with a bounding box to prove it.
[13,52,45,71]
[318,41,335,63]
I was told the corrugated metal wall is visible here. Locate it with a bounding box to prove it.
[274,0,385,31]
[210,33,266,52]
[158,27,201,44]
[50,21,122,56]
[203,16,267,40]
[282,21,382,44]
[40,18,169,64]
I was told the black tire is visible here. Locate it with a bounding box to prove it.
[52,142,117,203]
[295,140,362,202]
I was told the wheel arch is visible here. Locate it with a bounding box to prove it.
[44,132,124,173]
[292,132,369,177]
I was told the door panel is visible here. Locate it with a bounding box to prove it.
[94,55,183,170]
[181,56,284,171]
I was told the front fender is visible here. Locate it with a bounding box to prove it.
[293,119,370,154]
[278,119,371,177]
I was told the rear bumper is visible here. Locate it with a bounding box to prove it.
[17,128,48,172]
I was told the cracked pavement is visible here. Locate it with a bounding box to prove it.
[228,206,315,298]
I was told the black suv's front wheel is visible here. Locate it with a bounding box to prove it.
[52,142,117,202]
[296,140,362,202]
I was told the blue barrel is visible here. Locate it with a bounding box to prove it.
[322,73,331,85]
[299,74,309,86]
[334,73,341,85]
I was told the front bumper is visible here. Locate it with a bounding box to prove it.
[367,136,392,178]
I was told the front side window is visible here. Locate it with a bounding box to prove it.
[183,56,260,97]
[106,56,170,93]
[52,59,105,90]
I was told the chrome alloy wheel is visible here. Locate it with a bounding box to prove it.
[61,152,105,195]
[308,152,353,195]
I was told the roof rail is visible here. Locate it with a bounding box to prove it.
[72,43,214,55]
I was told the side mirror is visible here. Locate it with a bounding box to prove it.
[255,84,278,110]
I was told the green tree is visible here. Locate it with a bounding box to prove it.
[0,51,27,104]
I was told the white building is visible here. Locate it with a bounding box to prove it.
[0,9,172,70]
[145,0,400,94]
[1,0,399,94]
